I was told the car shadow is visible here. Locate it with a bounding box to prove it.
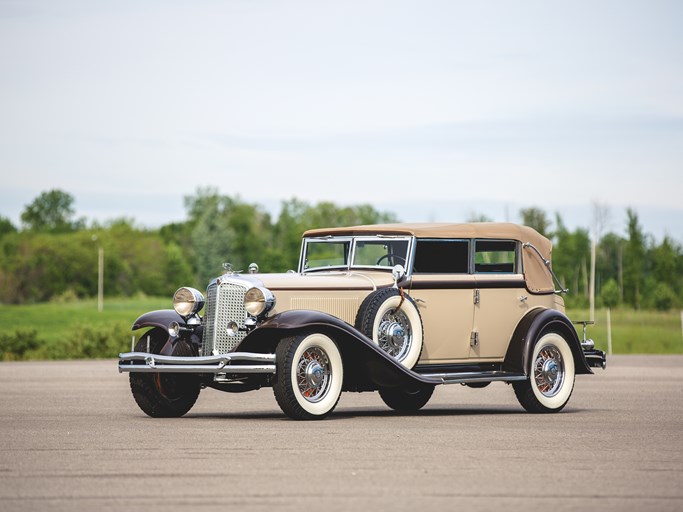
[184,405,588,421]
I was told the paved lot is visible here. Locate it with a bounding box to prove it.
[1,355,682,512]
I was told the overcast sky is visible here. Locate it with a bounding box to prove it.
[1,0,681,240]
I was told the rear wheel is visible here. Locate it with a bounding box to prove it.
[513,332,575,413]
[379,385,434,412]
[273,333,344,420]
[129,328,200,418]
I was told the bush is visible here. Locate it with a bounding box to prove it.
[600,279,621,308]
[652,282,676,312]
[50,322,132,359]
[0,329,42,360]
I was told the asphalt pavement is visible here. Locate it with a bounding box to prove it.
[1,355,682,512]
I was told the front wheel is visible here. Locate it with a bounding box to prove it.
[273,333,344,420]
[513,332,575,413]
[129,328,200,418]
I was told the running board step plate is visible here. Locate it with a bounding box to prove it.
[417,371,527,385]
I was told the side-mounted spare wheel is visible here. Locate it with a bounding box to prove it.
[273,332,344,420]
[355,288,424,368]
[129,327,200,418]
[513,331,576,413]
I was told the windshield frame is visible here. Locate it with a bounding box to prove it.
[299,235,415,274]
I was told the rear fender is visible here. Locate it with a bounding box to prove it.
[237,310,434,392]
[503,308,593,376]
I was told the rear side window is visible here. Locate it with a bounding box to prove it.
[413,240,469,273]
[474,240,518,273]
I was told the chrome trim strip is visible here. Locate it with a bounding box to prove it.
[118,364,276,374]
[118,351,276,374]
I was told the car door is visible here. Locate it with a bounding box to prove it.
[408,239,475,363]
[470,239,531,360]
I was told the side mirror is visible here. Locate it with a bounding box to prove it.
[392,264,406,287]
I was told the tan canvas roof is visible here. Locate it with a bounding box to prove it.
[303,223,555,294]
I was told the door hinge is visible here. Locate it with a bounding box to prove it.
[473,289,480,305]
[470,331,480,347]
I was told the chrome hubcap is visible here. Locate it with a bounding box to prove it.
[378,309,412,360]
[296,347,330,403]
[533,345,564,397]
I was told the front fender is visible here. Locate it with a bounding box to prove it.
[132,309,185,332]
[237,310,435,392]
[503,308,593,376]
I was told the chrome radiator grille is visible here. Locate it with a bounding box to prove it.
[202,281,248,356]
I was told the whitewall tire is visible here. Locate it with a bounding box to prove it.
[273,333,344,420]
[355,288,424,369]
[513,332,576,413]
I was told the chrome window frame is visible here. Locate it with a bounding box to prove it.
[471,239,522,274]
[300,235,415,274]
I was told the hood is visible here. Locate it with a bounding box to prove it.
[251,271,394,291]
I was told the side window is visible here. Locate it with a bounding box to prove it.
[412,240,469,273]
[474,240,518,273]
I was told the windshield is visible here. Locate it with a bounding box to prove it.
[301,236,412,272]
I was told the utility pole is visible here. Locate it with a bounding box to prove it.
[98,245,104,312]
[92,235,104,312]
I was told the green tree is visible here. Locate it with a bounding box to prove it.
[623,208,645,309]
[596,233,625,302]
[600,278,621,308]
[520,207,551,237]
[552,214,590,306]
[651,282,676,311]
[20,189,83,232]
[0,216,17,237]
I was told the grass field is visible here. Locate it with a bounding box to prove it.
[0,297,681,359]
[569,308,683,355]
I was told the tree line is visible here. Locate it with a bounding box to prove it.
[0,189,681,311]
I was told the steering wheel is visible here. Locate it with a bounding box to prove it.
[376,254,406,266]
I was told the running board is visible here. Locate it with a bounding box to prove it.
[417,371,527,385]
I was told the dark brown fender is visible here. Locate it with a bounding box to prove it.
[236,310,436,393]
[503,308,593,376]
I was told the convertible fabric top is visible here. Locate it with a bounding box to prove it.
[303,223,555,293]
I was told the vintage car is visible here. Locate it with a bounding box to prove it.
[119,223,606,420]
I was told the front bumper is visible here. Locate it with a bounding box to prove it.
[118,351,276,374]
[583,349,607,370]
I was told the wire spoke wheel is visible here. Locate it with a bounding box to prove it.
[355,288,424,368]
[513,332,575,413]
[533,345,565,397]
[273,333,343,420]
[296,347,331,403]
[377,308,413,360]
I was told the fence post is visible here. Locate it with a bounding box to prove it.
[607,308,613,356]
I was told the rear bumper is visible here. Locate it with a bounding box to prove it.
[583,349,607,370]
[118,351,276,374]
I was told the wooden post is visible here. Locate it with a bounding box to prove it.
[97,246,104,313]
[607,307,613,356]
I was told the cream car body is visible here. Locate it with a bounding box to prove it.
[119,223,606,420]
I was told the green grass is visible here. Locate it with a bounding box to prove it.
[567,308,683,355]
[0,296,169,360]
[1,297,681,359]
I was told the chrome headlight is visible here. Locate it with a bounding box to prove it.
[173,287,205,317]
[244,287,276,318]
